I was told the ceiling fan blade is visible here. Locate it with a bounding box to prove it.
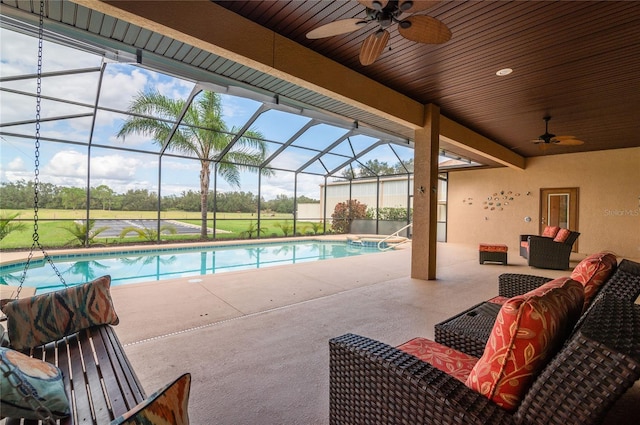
[398,15,451,44]
[359,30,390,65]
[538,143,551,152]
[398,0,441,13]
[306,18,368,39]
[554,135,585,146]
[358,0,389,11]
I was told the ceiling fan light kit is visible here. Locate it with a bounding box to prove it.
[307,0,451,65]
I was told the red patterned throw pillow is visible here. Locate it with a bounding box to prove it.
[571,252,617,309]
[0,275,119,351]
[111,373,191,425]
[465,277,584,411]
[397,337,478,383]
[541,226,560,238]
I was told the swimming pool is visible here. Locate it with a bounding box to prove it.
[0,240,384,293]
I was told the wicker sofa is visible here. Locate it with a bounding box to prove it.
[434,257,640,358]
[329,294,640,425]
[519,228,580,270]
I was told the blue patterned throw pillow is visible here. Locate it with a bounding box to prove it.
[0,346,70,420]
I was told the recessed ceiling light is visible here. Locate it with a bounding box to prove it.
[496,68,513,76]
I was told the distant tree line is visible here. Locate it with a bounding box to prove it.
[0,180,318,213]
[341,158,414,179]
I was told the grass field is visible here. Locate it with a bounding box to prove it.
[1,209,327,250]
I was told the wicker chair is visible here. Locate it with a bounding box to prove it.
[520,231,580,270]
[434,259,640,358]
[329,295,640,425]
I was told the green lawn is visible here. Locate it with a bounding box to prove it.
[1,209,326,250]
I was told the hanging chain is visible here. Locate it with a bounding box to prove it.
[16,0,66,298]
[0,356,57,424]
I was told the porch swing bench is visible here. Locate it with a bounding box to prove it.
[3,323,147,425]
[1,3,190,423]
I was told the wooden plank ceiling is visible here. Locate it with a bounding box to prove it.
[214,0,640,158]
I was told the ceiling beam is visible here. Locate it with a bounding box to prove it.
[73,0,423,129]
[440,116,525,170]
[72,0,524,169]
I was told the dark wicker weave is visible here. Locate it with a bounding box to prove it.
[329,334,514,425]
[434,259,640,363]
[520,232,580,270]
[330,295,640,425]
[434,301,501,358]
[597,259,640,302]
[514,295,640,425]
[435,273,553,356]
[479,250,507,265]
[497,273,553,298]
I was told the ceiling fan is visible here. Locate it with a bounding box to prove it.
[532,115,585,150]
[306,0,451,66]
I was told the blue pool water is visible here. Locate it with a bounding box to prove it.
[0,240,383,293]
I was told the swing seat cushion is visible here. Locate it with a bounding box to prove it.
[111,373,191,425]
[0,347,70,420]
[0,275,119,351]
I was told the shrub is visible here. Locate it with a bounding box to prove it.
[275,220,293,236]
[331,200,367,234]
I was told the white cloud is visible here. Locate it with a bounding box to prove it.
[42,151,87,178]
[32,150,157,193]
[99,68,149,110]
[1,170,33,183]
[156,78,193,100]
[90,153,147,179]
[1,29,99,74]
[7,157,25,171]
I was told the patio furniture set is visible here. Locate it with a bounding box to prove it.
[479,225,581,269]
[330,252,640,424]
[519,226,581,270]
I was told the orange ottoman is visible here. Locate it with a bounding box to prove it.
[479,243,508,265]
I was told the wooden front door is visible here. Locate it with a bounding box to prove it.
[540,187,579,251]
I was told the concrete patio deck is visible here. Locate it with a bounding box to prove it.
[100,241,638,424]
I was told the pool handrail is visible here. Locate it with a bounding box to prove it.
[377,223,412,251]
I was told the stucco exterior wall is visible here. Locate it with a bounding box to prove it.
[296,203,322,221]
[447,147,640,260]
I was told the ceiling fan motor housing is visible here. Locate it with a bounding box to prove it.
[541,115,555,143]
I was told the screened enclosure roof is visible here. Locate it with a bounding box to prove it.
[0,9,482,192]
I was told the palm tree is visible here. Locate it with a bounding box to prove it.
[0,212,26,241]
[61,220,109,246]
[117,90,272,238]
[119,224,177,241]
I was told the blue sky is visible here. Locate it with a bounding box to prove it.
[0,27,415,200]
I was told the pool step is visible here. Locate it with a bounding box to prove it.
[347,234,411,250]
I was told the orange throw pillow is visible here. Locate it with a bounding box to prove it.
[465,277,584,411]
[553,228,571,242]
[541,226,560,238]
